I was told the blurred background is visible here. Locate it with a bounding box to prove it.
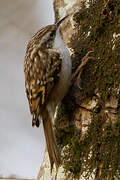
[0,0,54,179]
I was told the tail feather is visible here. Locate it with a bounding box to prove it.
[42,108,61,171]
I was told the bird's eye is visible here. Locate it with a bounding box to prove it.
[50,32,54,37]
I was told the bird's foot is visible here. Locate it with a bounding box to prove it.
[71,51,94,89]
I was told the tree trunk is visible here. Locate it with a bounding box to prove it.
[38,0,120,179]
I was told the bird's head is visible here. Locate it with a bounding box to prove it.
[39,15,69,49]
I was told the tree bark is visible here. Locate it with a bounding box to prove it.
[38,0,120,179]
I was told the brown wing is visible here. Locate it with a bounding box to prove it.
[24,41,61,127]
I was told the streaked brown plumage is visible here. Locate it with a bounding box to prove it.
[24,27,61,126]
[24,16,71,171]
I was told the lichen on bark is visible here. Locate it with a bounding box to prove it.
[39,0,120,179]
[54,0,120,179]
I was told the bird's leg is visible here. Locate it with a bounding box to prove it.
[71,51,94,88]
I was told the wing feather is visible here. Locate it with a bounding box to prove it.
[24,41,62,126]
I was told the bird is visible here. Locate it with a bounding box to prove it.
[24,15,72,171]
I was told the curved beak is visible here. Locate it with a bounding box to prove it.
[56,14,70,28]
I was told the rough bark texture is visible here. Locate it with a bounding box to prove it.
[38,0,120,179]
[0,178,34,180]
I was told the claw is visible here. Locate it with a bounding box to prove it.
[71,51,94,83]
[76,82,83,90]
[76,71,83,89]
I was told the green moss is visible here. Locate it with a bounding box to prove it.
[69,0,120,101]
[54,99,76,148]
[54,0,120,179]
[62,114,120,179]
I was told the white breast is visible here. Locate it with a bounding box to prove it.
[53,29,72,103]
[47,29,72,119]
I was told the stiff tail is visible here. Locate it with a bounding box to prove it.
[42,108,61,172]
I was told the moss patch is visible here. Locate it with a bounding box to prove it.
[54,0,120,179]
[70,0,120,101]
[62,114,120,179]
